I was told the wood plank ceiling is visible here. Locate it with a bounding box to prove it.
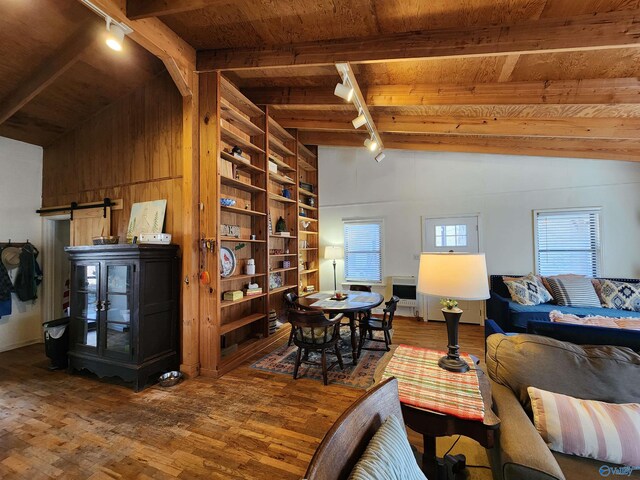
[1,0,640,161]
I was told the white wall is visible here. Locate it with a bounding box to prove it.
[0,137,43,351]
[318,147,640,297]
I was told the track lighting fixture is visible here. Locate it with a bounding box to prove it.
[364,137,378,152]
[105,18,126,51]
[80,0,133,52]
[352,113,367,129]
[334,82,354,102]
[375,151,385,163]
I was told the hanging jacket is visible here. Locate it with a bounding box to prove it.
[14,244,42,302]
[0,254,13,301]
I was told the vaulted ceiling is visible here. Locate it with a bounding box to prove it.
[1,0,640,161]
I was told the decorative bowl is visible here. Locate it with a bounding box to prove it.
[220,198,236,207]
[92,236,119,245]
[158,371,184,387]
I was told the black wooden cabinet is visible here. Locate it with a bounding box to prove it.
[65,244,179,391]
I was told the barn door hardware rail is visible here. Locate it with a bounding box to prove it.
[36,198,115,220]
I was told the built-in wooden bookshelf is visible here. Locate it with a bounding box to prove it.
[199,73,320,377]
[297,138,319,298]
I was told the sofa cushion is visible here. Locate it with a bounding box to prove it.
[600,280,640,312]
[348,415,426,480]
[553,452,640,479]
[528,386,640,466]
[545,277,601,308]
[486,334,640,413]
[504,274,553,306]
[504,300,640,330]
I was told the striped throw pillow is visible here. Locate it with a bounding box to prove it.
[528,386,640,466]
[348,415,426,480]
[545,276,601,307]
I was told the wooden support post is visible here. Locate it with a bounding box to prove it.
[198,71,221,377]
[180,74,201,377]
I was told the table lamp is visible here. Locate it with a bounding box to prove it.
[324,245,344,291]
[417,252,489,373]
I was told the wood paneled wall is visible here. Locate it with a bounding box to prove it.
[42,72,184,245]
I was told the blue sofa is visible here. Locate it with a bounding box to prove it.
[485,319,640,352]
[487,275,640,331]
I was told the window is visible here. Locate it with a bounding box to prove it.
[534,209,601,277]
[435,224,468,247]
[343,219,383,283]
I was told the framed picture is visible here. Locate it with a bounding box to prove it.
[269,272,283,290]
[126,200,167,243]
[221,224,240,238]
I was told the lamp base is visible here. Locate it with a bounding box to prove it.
[439,308,470,374]
[438,355,470,373]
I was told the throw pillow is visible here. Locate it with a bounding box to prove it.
[600,280,640,312]
[549,310,640,331]
[348,415,426,480]
[503,274,553,306]
[544,276,601,307]
[528,386,640,466]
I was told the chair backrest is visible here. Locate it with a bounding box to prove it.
[305,377,403,480]
[382,295,400,327]
[288,309,341,346]
[284,291,298,309]
[349,284,372,292]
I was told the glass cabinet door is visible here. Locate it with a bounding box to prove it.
[73,263,99,350]
[103,264,134,358]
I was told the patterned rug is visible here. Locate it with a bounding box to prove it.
[251,332,388,389]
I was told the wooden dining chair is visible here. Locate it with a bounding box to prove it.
[357,296,400,357]
[349,284,372,292]
[289,309,345,385]
[284,291,305,346]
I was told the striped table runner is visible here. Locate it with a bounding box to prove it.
[382,344,485,421]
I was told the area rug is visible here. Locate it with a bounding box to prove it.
[251,332,387,389]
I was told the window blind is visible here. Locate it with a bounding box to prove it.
[344,220,383,283]
[535,209,601,277]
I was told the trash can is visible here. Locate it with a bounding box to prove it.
[43,317,70,370]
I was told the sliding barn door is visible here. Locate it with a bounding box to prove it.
[70,207,111,246]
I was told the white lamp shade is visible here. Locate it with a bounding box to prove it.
[324,245,344,260]
[417,253,489,300]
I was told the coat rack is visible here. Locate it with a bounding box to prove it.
[0,240,31,249]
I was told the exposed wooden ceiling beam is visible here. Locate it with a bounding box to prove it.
[78,0,196,96]
[126,0,226,20]
[244,78,640,107]
[198,10,640,71]
[273,113,640,140]
[297,131,640,163]
[0,21,98,126]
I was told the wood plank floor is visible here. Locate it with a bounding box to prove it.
[0,318,486,479]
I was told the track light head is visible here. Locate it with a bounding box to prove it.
[375,151,385,163]
[105,18,125,51]
[352,113,367,129]
[364,137,378,152]
[334,82,354,102]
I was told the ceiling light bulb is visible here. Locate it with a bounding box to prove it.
[334,82,354,102]
[364,137,378,152]
[375,151,385,163]
[352,113,367,129]
[106,20,125,51]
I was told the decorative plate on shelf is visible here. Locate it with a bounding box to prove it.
[220,247,237,277]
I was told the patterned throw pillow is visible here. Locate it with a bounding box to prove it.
[528,386,640,466]
[600,280,640,312]
[503,274,553,306]
[544,276,601,308]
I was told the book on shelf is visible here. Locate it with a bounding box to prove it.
[223,290,243,301]
[268,160,278,173]
[221,159,234,178]
[272,232,291,237]
[245,287,263,296]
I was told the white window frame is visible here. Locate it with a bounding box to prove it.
[533,207,603,278]
[343,218,385,285]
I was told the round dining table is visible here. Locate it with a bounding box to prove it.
[297,291,385,364]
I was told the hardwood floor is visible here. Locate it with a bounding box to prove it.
[0,318,486,479]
